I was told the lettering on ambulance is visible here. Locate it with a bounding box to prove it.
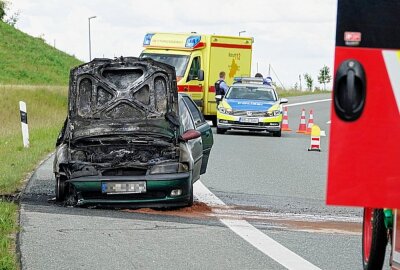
[227,52,240,78]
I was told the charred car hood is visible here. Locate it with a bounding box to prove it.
[68,57,179,136]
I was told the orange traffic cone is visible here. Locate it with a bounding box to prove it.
[281,107,291,131]
[296,109,307,133]
[305,109,314,134]
[308,124,321,152]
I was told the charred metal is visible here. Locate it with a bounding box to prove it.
[54,57,182,184]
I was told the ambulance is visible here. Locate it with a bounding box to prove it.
[326,1,400,269]
[140,32,253,124]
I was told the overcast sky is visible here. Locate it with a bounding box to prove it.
[10,0,337,88]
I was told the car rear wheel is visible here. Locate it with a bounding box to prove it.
[362,208,387,270]
[55,175,67,202]
[216,128,227,134]
[272,130,282,137]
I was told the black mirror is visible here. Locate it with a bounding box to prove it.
[198,70,204,81]
[215,95,223,102]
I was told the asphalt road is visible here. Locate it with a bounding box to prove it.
[19,93,384,270]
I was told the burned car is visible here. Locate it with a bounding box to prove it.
[54,57,213,207]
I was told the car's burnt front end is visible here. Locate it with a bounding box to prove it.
[54,57,195,207]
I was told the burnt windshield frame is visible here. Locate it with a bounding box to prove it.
[140,53,190,77]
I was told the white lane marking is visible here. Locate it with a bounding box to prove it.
[320,130,326,137]
[194,181,322,270]
[382,50,400,113]
[326,120,331,124]
[284,98,331,107]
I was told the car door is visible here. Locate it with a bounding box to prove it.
[326,0,400,209]
[182,95,213,174]
[179,98,203,182]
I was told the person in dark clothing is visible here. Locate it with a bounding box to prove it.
[215,71,229,105]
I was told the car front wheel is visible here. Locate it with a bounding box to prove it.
[216,128,227,134]
[187,184,194,207]
[55,175,67,202]
[272,130,282,137]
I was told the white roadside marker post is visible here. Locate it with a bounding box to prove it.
[19,101,29,148]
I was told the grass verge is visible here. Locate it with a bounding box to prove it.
[0,85,67,270]
[0,202,18,270]
[277,89,331,98]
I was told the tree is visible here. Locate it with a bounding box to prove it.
[0,1,6,20]
[0,0,19,26]
[304,73,313,91]
[318,65,332,90]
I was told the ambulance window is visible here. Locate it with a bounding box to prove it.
[187,56,201,82]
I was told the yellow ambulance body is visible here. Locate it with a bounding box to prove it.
[140,32,253,121]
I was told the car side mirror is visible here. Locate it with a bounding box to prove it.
[198,69,204,81]
[280,98,288,104]
[215,95,223,102]
[180,129,201,142]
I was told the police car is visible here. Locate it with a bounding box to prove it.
[215,77,288,137]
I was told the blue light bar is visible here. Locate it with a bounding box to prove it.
[264,76,273,85]
[185,35,201,48]
[143,33,154,46]
[233,77,242,83]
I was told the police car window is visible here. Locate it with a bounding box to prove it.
[187,56,201,81]
[179,99,195,132]
[226,86,277,101]
[182,96,205,127]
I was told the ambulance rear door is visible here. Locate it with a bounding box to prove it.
[206,36,253,116]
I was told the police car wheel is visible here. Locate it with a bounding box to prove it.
[217,128,227,134]
[272,130,281,137]
[362,208,387,270]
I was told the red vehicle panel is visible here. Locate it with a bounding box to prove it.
[326,0,400,209]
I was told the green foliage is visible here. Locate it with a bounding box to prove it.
[303,73,314,91]
[0,21,82,85]
[318,65,332,90]
[0,1,5,20]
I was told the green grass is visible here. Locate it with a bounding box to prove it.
[0,202,18,270]
[0,86,67,193]
[277,89,331,98]
[0,21,82,85]
[0,86,68,270]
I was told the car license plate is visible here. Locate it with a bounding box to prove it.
[101,182,146,194]
[240,117,259,124]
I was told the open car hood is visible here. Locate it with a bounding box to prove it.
[68,57,179,134]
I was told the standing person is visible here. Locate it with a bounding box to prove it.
[214,71,229,105]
